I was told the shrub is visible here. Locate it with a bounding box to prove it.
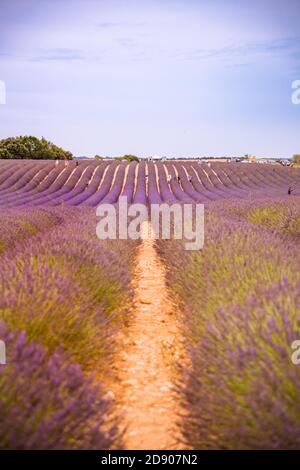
[0,218,132,371]
[184,280,300,449]
[157,204,300,449]
[0,208,64,254]
[210,199,300,238]
[115,154,139,162]
[0,208,136,369]
[0,322,113,449]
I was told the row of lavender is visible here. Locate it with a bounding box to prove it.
[0,207,138,449]
[0,161,300,207]
[156,197,300,449]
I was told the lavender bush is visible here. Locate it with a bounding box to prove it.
[0,208,136,371]
[0,322,114,449]
[157,201,300,449]
[184,279,300,449]
[0,208,63,253]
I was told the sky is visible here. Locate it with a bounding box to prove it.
[0,0,300,158]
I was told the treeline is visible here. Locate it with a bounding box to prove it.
[0,136,73,160]
[94,155,140,162]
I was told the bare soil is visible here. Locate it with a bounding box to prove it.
[109,221,187,450]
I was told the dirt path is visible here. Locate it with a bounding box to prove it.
[111,221,187,450]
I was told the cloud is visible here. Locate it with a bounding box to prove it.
[183,37,300,64]
[117,37,137,47]
[95,21,122,29]
[95,20,146,30]
[31,48,85,62]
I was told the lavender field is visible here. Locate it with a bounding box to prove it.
[0,160,300,449]
[0,160,300,207]
[157,197,300,449]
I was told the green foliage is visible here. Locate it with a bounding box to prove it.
[248,206,300,234]
[292,154,300,163]
[94,155,104,160]
[0,136,73,160]
[157,204,300,449]
[0,210,136,373]
[218,200,300,236]
[115,154,139,162]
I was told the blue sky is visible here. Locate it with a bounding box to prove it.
[0,0,300,158]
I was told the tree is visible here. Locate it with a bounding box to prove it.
[0,136,73,160]
[292,154,300,163]
[115,154,139,162]
[94,155,104,160]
